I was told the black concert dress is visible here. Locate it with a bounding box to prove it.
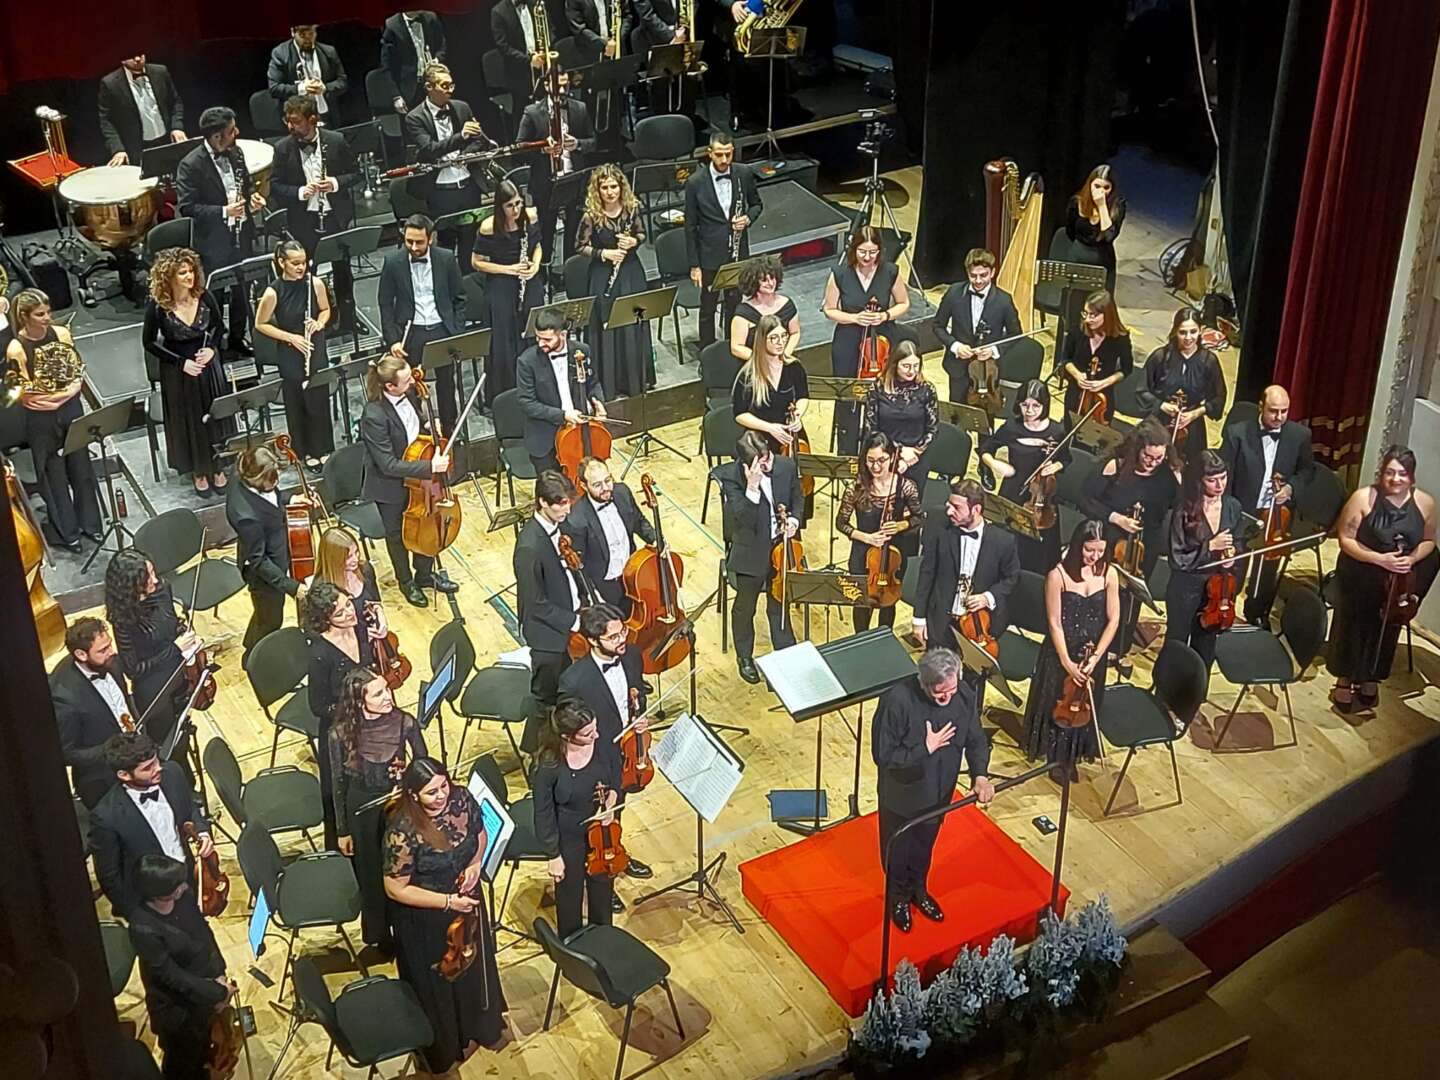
[980,417,1070,572]
[830,262,900,455]
[308,630,377,850]
[577,208,654,396]
[731,360,809,454]
[269,275,335,460]
[142,292,235,478]
[111,582,188,736]
[1165,497,1247,672]
[532,745,621,938]
[1138,344,1227,455]
[1064,195,1126,295]
[837,476,922,631]
[862,378,939,483]
[474,220,543,405]
[1023,582,1110,764]
[734,296,799,350]
[1059,331,1133,424]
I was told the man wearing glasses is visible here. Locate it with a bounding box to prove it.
[402,63,494,257]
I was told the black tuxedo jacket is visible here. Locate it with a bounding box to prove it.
[175,143,253,276]
[683,162,764,272]
[1220,418,1316,517]
[566,0,613,61]
[717,456,805,577]
[562,483,657,584]
[88,761,209,918]
[267,39,349,110]
[270,128,359,234]
[360,392,433,506]
[515,517,580,653]
[377,247,466,347]
[517,98,596,206]
[517,338,606,455]
[51,658,140,808]
[127,901,228,1035]
[225,481,299,597]
[914,517,1020,646]
[97,65,184,162]
[557,646,647,743]
[934,282,1022,386]
[629,0,680,51]
[872,675,988,818]
[381,11,447,105]
[492,1,541,108]
[402,97,491,199]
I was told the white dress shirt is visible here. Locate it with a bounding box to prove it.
[592,497,631,579]
[710,164,734,218]
[386,391,421,445]
[593,651,629,721]
[247,483,280,508]
[77,661,131,728]
[518,3,537,52]
[536,513,582,620]
[298,48,329,115]
[950,519,993,614]
[743,472,780,537]
[211,149,239,204]
[428,99,471,187]
[595,0,611,40]
[1256,428,1281,509]
[126,69,166,142]
[126,785,187,861]
[969,284,991,332]
[299,138,328,213]
[409,254,443,326]
[550,350,576,413]
[406,16,431,70]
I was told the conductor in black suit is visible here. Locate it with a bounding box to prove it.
[88,731,212,919]
[378,214,467,433]
[176,106,267,354]
[718,430,803,684]
[517,308,607,475]
[359,356,460,607]
[563,456,657,614]
[225,445,306,663]
[685,133,764,350]
[402,64,494,260]
[52,617,141,808]
[517,76,596,263]
[1220,385,1315,624]
[267,24,348,122]
[872,647,994,933]
[98,55,187,167]
[381,9,447,111]
[934,248,1023,405]
[492,0,548,137]
[515,470,584,727]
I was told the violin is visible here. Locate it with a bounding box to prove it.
[205,984,244,1080]
[585,782,629,878]
[965,318,1003,417]
[864,453,904,608]
[1199,534,1239,631]
[1076,353,1109,424]
[778,399,815,501]
[1260,472,1292,556]
[953,573,999,659]
[182,821,229,918]
[1113,502,1146,575]
[364,600,412,690]
[272,434,324,582]
[4,455,66,657]
[619,686,654,793]
[858,295,889,379]
[554,347,612,488]
[1384,534,1420,625]
[400,366,463,559]
[558,534,603,660]
[621,474,690,674]
[1166,388,1190,455]
[1052,642,1097,729]
[770,502,807,604]
[436,869,484,981]
[1025,439,1059,531]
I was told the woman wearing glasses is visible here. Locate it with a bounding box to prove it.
[732,312,809,455]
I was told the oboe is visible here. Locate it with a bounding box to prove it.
[313,133,330,233]
[729,178,743,262]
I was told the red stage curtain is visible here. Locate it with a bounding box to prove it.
[1271,0,1440,480]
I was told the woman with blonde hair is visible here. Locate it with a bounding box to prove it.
[311,524,390,650]
[576,163,653,395]
[142,247,234,495]
[731,312,809,454]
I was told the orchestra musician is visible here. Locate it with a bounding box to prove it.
[360,356,460,607]
[1327,446,1437,711]
[1219,385,1315,625]
[516,308,607,475]
[823,226,910,455]
[562,457,657,614]
[1058,289,1133,426]
[1065,164,1126,297]
[872,647,993,934]
[533,700,625,934]
[730,254,800,364]
[718,431,804,684]
[1136,307,1226,457]
[515,470,583,720]
[566,0,620,62]
[383,758,510,1069]
[934,248,1022,407]
[576,164,653,395]
[732,313,809,454]
[628,0,691,116]
[381,10,448,112]
[685,133,764,350]
[491,0,549,138]
[474,180,545,407]
[175,106,266,356]
[979,379,1070,573]
[267,24,348,122]
[1021,520,1120,775]
[520,73,596,266]
[1166,450,1246,672]
[126,854,234,1080]
[254,240,334,469]
[88,731,213,920]
[378,214,467,434]
[4,288,103,552]
[405,63,492,261]
[51,617,141,808]
[860,340,938,484]
[329,666,428,950]
[98,55,187,167]
[312,525,388,635]
[226,445,307,662]
[837,433,922,632]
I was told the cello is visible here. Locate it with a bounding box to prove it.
[181,821,229,917]
[272,434,326,581]
[778,399,814,501]
[864,452,904,609]
[364,600,412,689]
[585,782,629,878]
[400,367,463,559]
[769,502,807,604]
[558,534,604,659]
[618,686,654,793]
[554,346,612,488]
[953,573,999,659]
[966,319,1004,417]
[4,454,66,657]
[858,295,889,379]
[622,474,690,674]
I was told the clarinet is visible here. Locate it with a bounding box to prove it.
[516,208,530,318]
[228,147,254,252]
[314,132,329,234]
[729,172,743,262]
[606,211,632,295]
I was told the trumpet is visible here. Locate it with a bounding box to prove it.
[2,340,86,406]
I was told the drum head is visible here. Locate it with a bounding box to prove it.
[59,166,156,204]
[236,138,275,174]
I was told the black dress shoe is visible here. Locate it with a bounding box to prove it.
[890,898,912,933]
[81,528,105,542]
[625,858,653,880]
[913,891,945,923]
[62,538,83,554]
[611,893,626,915]
[401,581,428,607]
[738,657,760,684]
[427,570,460,594]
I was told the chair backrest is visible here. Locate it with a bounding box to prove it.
[563,253,593,300]
[481,50,508,97]
[428,619,477,705]
[202,737,249,828]
[533,916,622,1006]
[1295,462,1347,532]
[322,443,368,506]
[291,956,340,1033]
[1224,400,1259,432]
[236,822,284,910]
[899,554,921,608]
[469,754,510,809]
[1110,368,1147,419]
[1152,639,1209,729]
[248,89,284,136]
[388,176,429,223]
[1280,585,1328,671]
[631,114,694,162]
[998,336,1043,384]
[926,422,972,480]
[702,405,740,464]
[144,218,193,264]
[1008,570,1048,635]
[364,68,401,114]
[700,340,741,394]
[493,388,526,443]
[652,226,690,279]
[1055,446,1097,509]
[245,626,311,708]
[133,508,204,576]
[1046,224,1074,261]
[100,920,136,997]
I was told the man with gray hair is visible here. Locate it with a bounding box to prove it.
[872,646,995,933]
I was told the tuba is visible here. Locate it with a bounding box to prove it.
[3,339,85,406]
[735,0,805,54]
[983,159,1044,330]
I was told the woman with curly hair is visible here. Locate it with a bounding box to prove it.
[142,247,234,496]
[575,163,653,395]
[104,548,200,739]
[730,254,800,363]
[304,579,375,848]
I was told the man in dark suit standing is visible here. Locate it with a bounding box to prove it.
[515,470,584,726]
[517,308,607,474]
[225,445,307,662]
[52,617,141,808]
[98,55,187,167]
[88,731,213,919]
[267,24,349,123]
[402,63,494,261]
[563,456,656,614]
[627,1,692,116]
[359,356,458,607]
[934,248,1023,405]
[872,647,994,933]
[1220,384,1315,625]
[517,75,596,264]
[378,214,467,434]
[685,133,764,350]
[380,9,447,112]
[492,0,549,137]
[718,430,803,683]
[176,106,267,354]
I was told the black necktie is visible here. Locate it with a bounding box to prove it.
[139,790,161,804]
[1262,430,1281,441]
[959,529,979,540]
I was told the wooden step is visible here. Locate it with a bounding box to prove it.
[1056,995,1250,1080]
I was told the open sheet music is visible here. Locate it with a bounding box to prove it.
[652,713,744,824]
[755,641,846,715]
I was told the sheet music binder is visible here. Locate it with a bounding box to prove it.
[651,712,745,825]
[757,628,917,723]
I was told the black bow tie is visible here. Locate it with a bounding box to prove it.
[959,529,979,540]
[139,790,161,803]
[602,658,623,672]
[301,139,319,152]
[970,290,986,300]
[1261,429,1281,441]
[436,105,455,122]
[89,672,107,682]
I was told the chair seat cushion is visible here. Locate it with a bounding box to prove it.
[501,445,537,478]
[244,771,323,833]
[278,854,361,926]
[338,501,387,540]
[997,632,1040,682]
[505,795,549,860]
[675,281,701,308]
[1098,685,1176,748]
[460,667,531,723]
[275,693,321,740]
[172,559,246,613]
[1214,629,1295,685]
[564,924,670,1004]
[335,978,434,1064]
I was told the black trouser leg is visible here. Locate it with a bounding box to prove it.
[529,450,562,476]
[226,283,250,346]
[523,648,572,756]
[766,579,797,651]
[280,376,334,460]
[26,402,100,542]
[878,805,940,902]
[376,499,432,587]
[156,1015,210,1080]
[242,584,287,663]
[731,571,763,660]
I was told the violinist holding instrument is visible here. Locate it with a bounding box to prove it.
[862,340,939,484]
[980,379,1071,572]
[1166,451,1246,672]
[518,307,607,477]
[1327,446,1438,712]
[226,445,309,664]
[1059,289,1132,428]
[1137,307,1226,459]
[515,471,584,722]
[563,456,657,615]
[384,757,509,1070]
[312,525,398,676]
[838,433,922,632]
[934,248,1022,408]
[52,617,142,809]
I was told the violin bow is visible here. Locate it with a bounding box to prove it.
[610,669,710,743]
[1020,396,1102,489]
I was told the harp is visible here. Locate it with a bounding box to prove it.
[983,160,1044,329]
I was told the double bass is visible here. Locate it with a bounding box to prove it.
[966,319,1003,417]
[622,475,690,674]
[585,782,629,877]
[864,454,904,608]
[400,367,463,558]
[554,347,612,488]
[364,601,412,689]
[558,534,603,659]
[5,454,66,657]
[181,821,229,917]
[272,434,326,582]
[953,573,999,659]
[858,295,889,379]
[618,686,654,793]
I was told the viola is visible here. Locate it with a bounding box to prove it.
[864,454,904,608]
[769,502,807,604]
[272,434,325,582]
[205,986,244,1080]
[1025,440,1059,531]
[554,346,612,488]
[621,474,690,674]
[1166,388,1190,456]
[1384,534,1420,625]
[400,367,463,559]
[585,782,629,878]
[778,399,815,501]
[1199,538,1239,631]
[1076,353,1109,424]
[1052,642,1097,729]
[858,295,889,379]
[619,686,654,793]
[1113,502,1145,575]
[364,601,412,689]
[1260,472,1292,557]
[436,870,483,981]
[965,318,1003,417]
[4,455,66,657]
[953,574,999,659]
[182,821,230,918]
[558,534,603,660]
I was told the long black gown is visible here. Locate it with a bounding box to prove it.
[837,476,922,632]
[830,262,899,455]
[111,583,188,740]
[384,786,507,1071]
[474,218,543,406]
[308,630,377,850]
[1023,582,1110,763]
[142,292,234,478]
[577,207,654,396]
[980,417,1071,572]
[268,276,335,460]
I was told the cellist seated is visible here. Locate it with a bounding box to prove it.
[517,308,606,476]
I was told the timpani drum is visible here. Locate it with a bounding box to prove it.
[236,138,274,199]
[58,166,161,250]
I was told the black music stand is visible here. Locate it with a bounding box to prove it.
[787,569,870,642]
[335,120,382,200]
[955,632,1021,708]
[795,451,858,568]
[937,400,995,438]
[71,397,138,572]
[206,378,284,451]
[630,161,694,235]
[421,328,493,441]
[548,166,595,263]
[746,26,806,158]
[302,354,369,443]
[1075,415,1125,454]
[981,489,1042,541]
[710,260,747,294]
[602,284,687,472]
[140,137,203,181]
[1036,260,1107,365]
[568,54,644,146]
[644,39,709,121]
[524,296,595,336]
[314,225,383,354]
[207,254,274,342]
